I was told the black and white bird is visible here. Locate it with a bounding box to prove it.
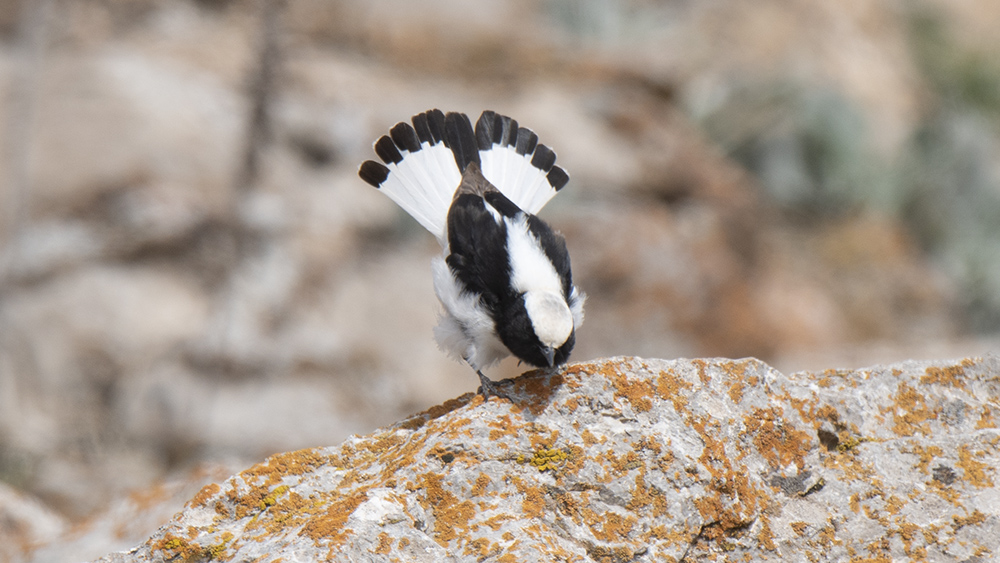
[358,109,585,399]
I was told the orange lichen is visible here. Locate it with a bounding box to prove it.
[953,510,987,529]
[130,356,1000,560]
[415,472,475,545]
[399,396,472,430]
[254,490,311,533]
[373,532,393,554]
[691,359,712,385]
[562,396,580,414]
[758,518,776,551]
[188,483,221,509]
[724,360,757,403]
[884,495,904,516]
[816,404,840,423]
[229,448,332,522]
[975,406,997,429]
[521,485,546,520]
[465,537,492,558]
[885,382,935,437]
[604,363,655,413]
[920,363,968,389]
[743,407,811,470]
[626,473,654,511]
[298,491,368,545]
[957,446,994,488]
[728,379,745,404]
[904,444,943,475]
[817,369,846,388]
[605,450,642,475]
[656,369,693,414]
[478,513,514,531]
[471,473,491,497]
[513,370,563,415]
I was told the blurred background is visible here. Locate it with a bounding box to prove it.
[0,0,998,559]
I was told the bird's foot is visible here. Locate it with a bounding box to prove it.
[476,370,512,402]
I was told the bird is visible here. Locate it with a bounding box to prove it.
[358,109,585,400]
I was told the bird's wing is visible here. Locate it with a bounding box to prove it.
[443,191,512,312]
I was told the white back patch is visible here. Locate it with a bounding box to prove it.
[506,215,574,347]
[505,216,563,295]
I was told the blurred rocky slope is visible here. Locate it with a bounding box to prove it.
[0,0,998,558]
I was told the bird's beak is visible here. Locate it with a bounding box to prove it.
[543,346,555,368]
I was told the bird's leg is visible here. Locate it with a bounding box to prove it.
[476,370,512,402]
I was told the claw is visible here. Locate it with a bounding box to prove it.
[476,370,512,402]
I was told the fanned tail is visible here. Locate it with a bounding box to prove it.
[359,109,571,243]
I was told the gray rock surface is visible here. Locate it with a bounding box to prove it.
[95,356,1000,562]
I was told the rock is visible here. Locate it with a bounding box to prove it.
[93,356,1000,562]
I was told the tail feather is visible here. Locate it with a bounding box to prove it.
[359,109,570,242]
[444,112,480,172]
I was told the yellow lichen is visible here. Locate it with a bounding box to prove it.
[837,435,870,453]
[259,484,290,510]
[522,447,570,472]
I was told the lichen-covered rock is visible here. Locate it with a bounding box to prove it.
[95,356,1000,562]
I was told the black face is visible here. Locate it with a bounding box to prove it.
[496,295,575,368]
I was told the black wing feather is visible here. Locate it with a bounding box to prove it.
[445,194,511,312]
[483,190,522,219]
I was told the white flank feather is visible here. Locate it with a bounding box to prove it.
[431,256,509,370]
